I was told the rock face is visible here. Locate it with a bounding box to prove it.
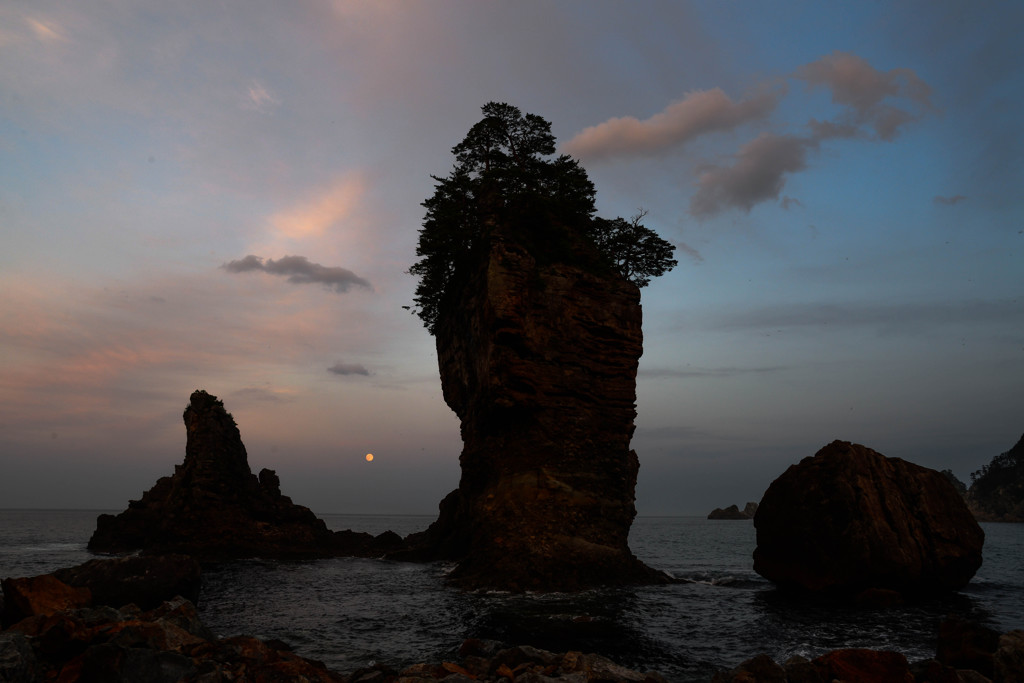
[708,502,758,520]
[1,556,199,628]
[967,433,1024,522]
[88,390,403,560]
[1,585,343,683]
[753,440,984,596]
[410,227,661,591]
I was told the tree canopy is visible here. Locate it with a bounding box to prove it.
[409,102,677,334]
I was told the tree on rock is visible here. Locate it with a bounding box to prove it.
[409,102,677,333]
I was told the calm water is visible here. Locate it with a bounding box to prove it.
[1,510,1022,682]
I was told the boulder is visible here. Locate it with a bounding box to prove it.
[0,575,91,627]
[52,554,200,610]
[88,390,401,560]
[811,649,913,682]
[405,223,662,591]
[936,616,1000,679]
[1,592,343,683]
[753,440,984,595]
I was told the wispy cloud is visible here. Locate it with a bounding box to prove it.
[677,241,704,264]
[705,299,1019,334]
[222,255,372,293]
[639,365,786,379]
[565,52,935,219]
[690,133,811,218]
[244,80,280,112]
[25,16,66,42]
[230,387,293,402]
[562,86,783,161]
[934,194,968,206]
[269,174,366,239]
[796,51,934,141]
[327,362,370,376]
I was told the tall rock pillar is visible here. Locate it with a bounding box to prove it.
[421,226,662,591]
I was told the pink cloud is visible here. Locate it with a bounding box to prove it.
[690,133,811,218]
[796,51,934,140]
[562,86,784,161]
[269,174,367,239]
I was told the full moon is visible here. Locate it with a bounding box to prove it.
[365,453,374,462]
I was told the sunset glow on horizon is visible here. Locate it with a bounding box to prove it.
[0,1,1020,516]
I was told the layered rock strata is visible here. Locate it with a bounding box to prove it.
[407,226,662,591]
[753,440,985,596]
[88,390,402,560]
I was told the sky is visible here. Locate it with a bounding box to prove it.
[1,1,1022,517]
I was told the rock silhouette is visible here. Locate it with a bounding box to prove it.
[967,432,1024,522]
[707,502,758,519]
[753,440,984,596]
[405,224,663,591]
[88,390,402,560]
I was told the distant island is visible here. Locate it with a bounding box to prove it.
[707,502,758,520]
[965,433,1024,522]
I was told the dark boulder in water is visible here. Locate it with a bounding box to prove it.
[753,440,984,596]
[88,390,404,560]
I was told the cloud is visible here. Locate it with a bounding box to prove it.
[934,194,968,206]
[327,362,370,377]
[796,51,934,141]
[690,133,811,218]
[706,299,1018,334]
[269,175,367,239]
[676,241,704,264]
[230,387,292,402]
[562,86,783,160]
[25,16,66,42]
[222,255,372,293]
[245,80,280,112]
[639,365,785,379]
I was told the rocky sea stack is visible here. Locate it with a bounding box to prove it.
[405,224,663,591]
[401,103,676,592]
[753,440,984,597]
[88,390,401,560]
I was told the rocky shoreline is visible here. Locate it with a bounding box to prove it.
[2,556,1022,682]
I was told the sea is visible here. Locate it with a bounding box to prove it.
[1,510,1022,683]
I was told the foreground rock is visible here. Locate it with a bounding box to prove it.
[708,502,758,520]
[88,390,404,560]
[0,563,666,683]
[4,562,1021,683]
[753,440,984,596]
[0,595,343,682]
[2,555,199,627]
[967,433,1024,522]
[714,623,1024,683]
[403,222,663,591]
